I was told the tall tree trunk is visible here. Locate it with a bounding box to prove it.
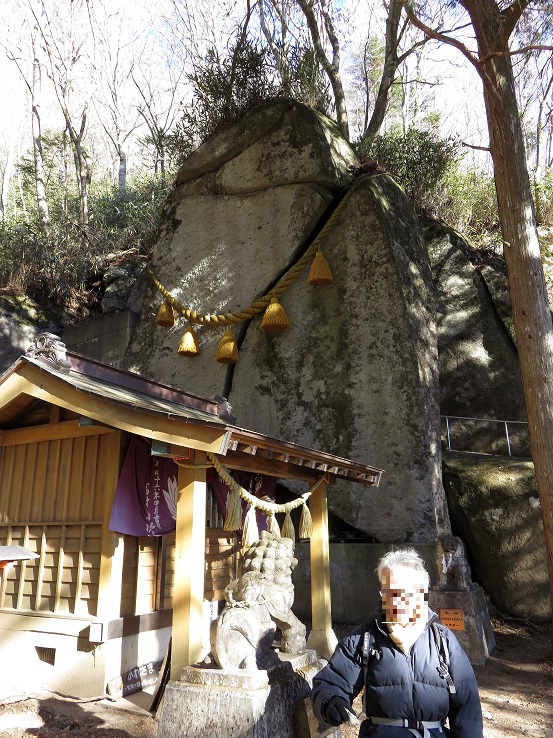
[532,75,553,223]
[159,146,166,181]
[466,2,553,619]
[1,148,14,219]
[296,0,349,140]
[118,146,127,194]
[31,103,50,233]
[363,0,402,144]
[73,141,89,228]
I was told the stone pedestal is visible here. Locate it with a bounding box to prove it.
[157,650,329,738]
[429,585,495,665]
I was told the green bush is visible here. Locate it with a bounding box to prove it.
[357,126,503,243]
[357,127,460,215]
[0,173,169,308]
[89,175,169,254]
[437,167,499,237]
[167,40,281,164]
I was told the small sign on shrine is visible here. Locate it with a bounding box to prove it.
[439,608,465,631]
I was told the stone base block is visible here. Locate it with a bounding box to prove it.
[295,697,341,738]
[429,585,495,665]
[158,650,328,738]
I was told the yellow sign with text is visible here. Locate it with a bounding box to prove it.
[439,608,465,631]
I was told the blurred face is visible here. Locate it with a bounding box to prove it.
[380,566,428,626]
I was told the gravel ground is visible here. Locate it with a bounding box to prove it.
[0,617,550,737]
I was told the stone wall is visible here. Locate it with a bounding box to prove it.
[291,542,439,623]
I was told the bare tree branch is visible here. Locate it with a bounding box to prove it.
[295,0,349,139]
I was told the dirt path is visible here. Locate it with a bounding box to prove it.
[0,618,550,737]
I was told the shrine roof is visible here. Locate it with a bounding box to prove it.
[0,342,383,486]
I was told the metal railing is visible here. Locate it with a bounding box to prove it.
[441,415,529,457]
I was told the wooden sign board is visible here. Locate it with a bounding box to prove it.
[439,608,465,631]
[106,659,163,698]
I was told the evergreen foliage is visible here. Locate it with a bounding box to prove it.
[166,38,331,165]
[357,126,506,243]
[166,40,282,165]
[358,126,460,214]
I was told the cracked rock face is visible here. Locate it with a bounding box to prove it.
[121,99,353,398]
[121,99,446,543]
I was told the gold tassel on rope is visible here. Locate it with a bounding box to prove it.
[224,487,243,531]
[178,325,200,356]
[299,502,313,539]
[260,297,290,334]
[242,504,259,549]
[281,511,295,542]
[266,513,281,536]
[156,299,176,327]
[215,329,239,364]
[308,248,334,286]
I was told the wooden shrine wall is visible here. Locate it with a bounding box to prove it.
[0,423,240,620]
[0,429,121,617]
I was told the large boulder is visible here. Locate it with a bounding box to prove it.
[442,453,550,620]
[121,99,357,397]
[426,225,529,456]
[121,100,447,543]
[230,174,448,543]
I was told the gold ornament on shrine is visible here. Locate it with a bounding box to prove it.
[260,297,291,334]
[156,299,176,327]
[308,248,334,286]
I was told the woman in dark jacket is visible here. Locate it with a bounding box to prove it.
[311,549,483,738]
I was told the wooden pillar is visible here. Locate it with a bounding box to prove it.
[97,432,124,621]
[170,451,207,680]
[306,479,338,659]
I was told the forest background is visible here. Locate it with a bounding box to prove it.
[0,0,551,320]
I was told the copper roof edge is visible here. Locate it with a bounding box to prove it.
[65,351,221,416]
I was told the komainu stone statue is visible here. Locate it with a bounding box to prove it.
[210,531,307,670]
[437,535,474,590]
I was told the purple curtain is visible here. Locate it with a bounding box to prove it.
[109,437,179,536]
[109,436,276,537]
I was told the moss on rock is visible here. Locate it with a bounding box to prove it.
[442,452,550,620]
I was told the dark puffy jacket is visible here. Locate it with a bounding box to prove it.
[311,608,483,738]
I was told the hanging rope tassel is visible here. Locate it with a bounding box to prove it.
[281,511,295,542]
[260,297,291,333]
[156,299,176,327]
[242,504,259,549]
[224,486,243,531]
[178,325,200,356]
[266,513,281,536]
[299,502,313,539]
[308,248,334,286]
[215,329,239,364]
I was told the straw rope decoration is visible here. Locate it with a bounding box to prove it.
[205,451,321,545]
[149,174,374,362]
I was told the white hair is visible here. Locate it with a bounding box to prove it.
[376,548,430,588]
